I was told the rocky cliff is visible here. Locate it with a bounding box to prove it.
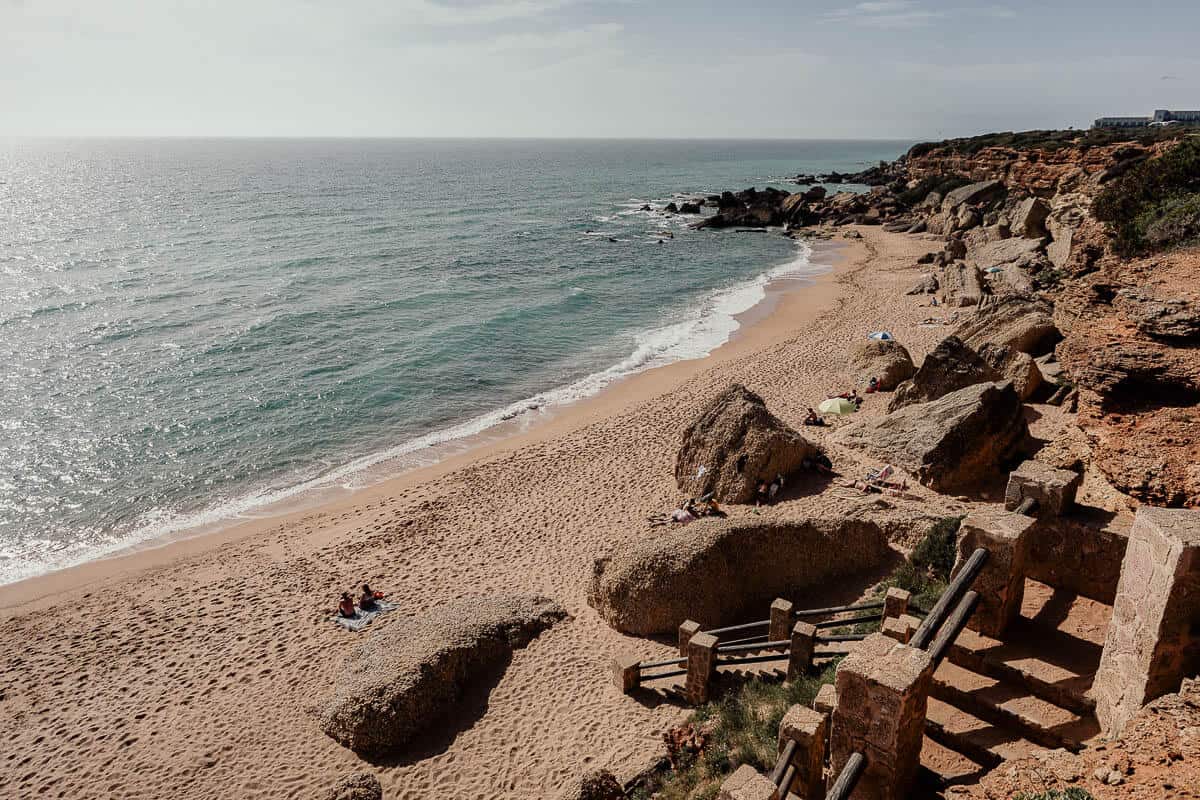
[698,127,1199,508]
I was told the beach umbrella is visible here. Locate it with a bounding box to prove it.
[867,331,893,341]
[819,397,858,415]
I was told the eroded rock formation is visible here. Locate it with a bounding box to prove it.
[320,596,568,755]
[889,336,999,411]
[840,381,1029,493]
[846,338,916,390]
[675,385,821,504]
[588,514,912,635]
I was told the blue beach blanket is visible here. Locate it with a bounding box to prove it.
[332,600,399,632]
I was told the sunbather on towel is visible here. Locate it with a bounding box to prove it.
[360,584,385,611]
[338,592,357,619]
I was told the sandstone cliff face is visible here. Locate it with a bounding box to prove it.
[1055,247,1200,507]
[905,139,1178,198]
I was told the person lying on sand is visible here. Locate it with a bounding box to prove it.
[338,592,357,619]
[360,584,385,611]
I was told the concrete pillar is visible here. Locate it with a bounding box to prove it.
[1094,508,1200,735]
[883,588,910,619]
[1005,460,1080,517]
[685,632,718,705]
[717,764,779,800]
[779,704,828,800]
[611,654,641,693]
[829,633,932,800]
[953,508,1036,637]
[770,598,795,642]
[679,619,702,656]
[788,621,817,680]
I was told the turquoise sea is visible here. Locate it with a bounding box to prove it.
[0,138,909,584]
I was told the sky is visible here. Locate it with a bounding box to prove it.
[2,0,1199,139]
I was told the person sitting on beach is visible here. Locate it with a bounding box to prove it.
[360,584,384,611]
[756,480,769,506]
[803,407,825,426]
[338,592,357,619]
[866,377,879,394]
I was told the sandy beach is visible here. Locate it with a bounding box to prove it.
[0,226,957,800]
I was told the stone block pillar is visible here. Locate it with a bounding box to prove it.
[883,588,909,620]
[953,508,1036,637]
[779,704,828,800]
[814,683,837,716]
[881,613,919,644]
[1005,460,1081,517]
[685,632,718,705]
[829,633,932,800]
[1094,508,1200,735]
[788,621,817,680]
[770,598,795,642]
[717,764,779,800]
[679,619,702,656]
[611,654,641,693]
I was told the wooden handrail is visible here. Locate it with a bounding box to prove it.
[910,547,988,650]
[826,752,866,800]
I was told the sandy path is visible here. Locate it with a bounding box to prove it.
[0,227,948,800]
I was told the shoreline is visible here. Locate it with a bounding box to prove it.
[0,224,950,800]
[0,236,854,611]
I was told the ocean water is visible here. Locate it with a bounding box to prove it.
[0,138,909,584]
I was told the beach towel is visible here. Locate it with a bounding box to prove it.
[332,600,399,632]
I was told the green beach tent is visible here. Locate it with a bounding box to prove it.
[818,397,858,415]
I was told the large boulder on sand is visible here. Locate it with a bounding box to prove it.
[324,772,383,800]
[588,516,898,635]
[320,596,568,755]
[837,382,1029,493]
[847,339,915,390]
[888,336,999,411]
[940,261,985,307]
[951,294,1061,356]
[675,385,820,504]
[979,343,1043,401]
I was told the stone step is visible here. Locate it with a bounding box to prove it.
[924,695,1057,766]
[947,618,1099,718]
[930,660,1098,752]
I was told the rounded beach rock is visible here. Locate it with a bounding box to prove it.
[323,771,383,800]
[847,338,915,390]
[555,768,623,800]
[588,514,904,635]
[319,595,568,756]
[675,384,820,504]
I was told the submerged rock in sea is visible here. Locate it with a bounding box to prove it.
[839,381,1029,493]
[675,384,820,504]
[320,595,567,756]
[588,515,908,635]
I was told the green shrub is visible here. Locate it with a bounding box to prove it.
[908,128,1187,160]
[1013,788,1095,800]
[644,662,839,800]
[911,516,962,581]
[1092,137,1200,254]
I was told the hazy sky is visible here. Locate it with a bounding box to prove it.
[3,0,1198,138]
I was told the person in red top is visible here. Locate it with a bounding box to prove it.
[337,592,357,618]
[360,584,384,611]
